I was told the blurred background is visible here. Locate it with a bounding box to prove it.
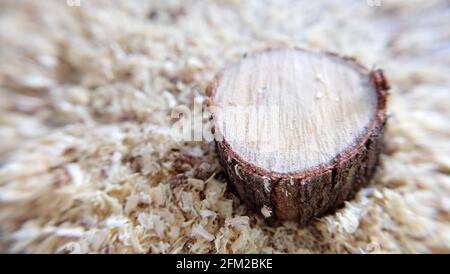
[0,0,449,253]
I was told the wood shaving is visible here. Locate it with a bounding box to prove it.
[0,0,449,253]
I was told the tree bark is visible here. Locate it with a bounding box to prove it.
[208,49,389,225]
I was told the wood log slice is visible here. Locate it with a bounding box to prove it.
[206,48,389,225]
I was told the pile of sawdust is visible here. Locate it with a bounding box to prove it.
[0,0,449,253]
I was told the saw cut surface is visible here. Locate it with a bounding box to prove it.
[213,49,378,173]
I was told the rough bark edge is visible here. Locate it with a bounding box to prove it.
[208,48,389,225]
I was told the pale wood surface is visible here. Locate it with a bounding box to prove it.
[213,49,377,173]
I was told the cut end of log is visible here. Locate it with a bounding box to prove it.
[208,48,388,225]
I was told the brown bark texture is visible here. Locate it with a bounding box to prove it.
[209,51,389,225]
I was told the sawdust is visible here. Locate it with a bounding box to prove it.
[0,0,449,253]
